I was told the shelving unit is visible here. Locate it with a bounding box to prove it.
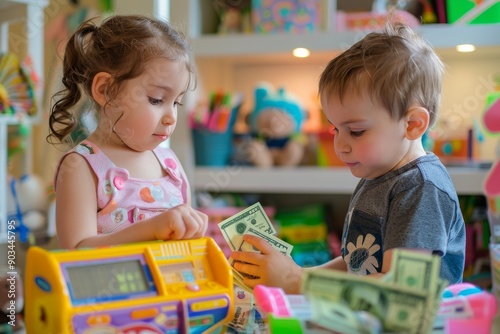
[191,24,500,57]
[0,0,48,242]
[164,1,500,199]
[193,166,489,195]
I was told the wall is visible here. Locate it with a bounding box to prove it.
[440,52,499,160]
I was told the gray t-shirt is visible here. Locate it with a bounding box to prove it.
[340,152,465,284]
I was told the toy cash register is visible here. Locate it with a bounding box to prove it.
[24,237,233,334]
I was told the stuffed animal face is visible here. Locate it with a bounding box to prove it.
[255,107,297,139]
[250,83,304,138]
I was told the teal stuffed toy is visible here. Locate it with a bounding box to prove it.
[246,83,305,168]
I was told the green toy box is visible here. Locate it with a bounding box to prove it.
[447,0,500,24]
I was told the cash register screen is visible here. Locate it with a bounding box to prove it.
[65,259,154,304]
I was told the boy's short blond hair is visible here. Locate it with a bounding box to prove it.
[319,23,444,127]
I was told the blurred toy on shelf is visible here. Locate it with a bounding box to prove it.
[243,82,306,168]
[274,204,331,267]
[483,87,500,303]
[7,118,30,160]
[216,0,252,34]
[316,125,345,167]
[447,0,500,25]
[6,174,55,245]
[429,122,486,166]
[336,8,420,31]
[460,195,491,289]
[0,53,37,116]
[252,0,320,34]
[482,90,500,234]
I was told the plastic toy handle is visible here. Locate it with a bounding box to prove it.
[442,283,498,334]
[254,284,291,317]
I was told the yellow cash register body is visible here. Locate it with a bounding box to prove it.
[24,237,233,333]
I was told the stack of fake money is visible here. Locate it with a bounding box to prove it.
[217,202,294,293]
[218,286,267,333]
[302,249,447,334]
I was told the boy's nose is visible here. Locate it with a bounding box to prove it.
[334,133,350,153]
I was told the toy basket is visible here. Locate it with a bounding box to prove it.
[191,99,240,167]
[192,129,234,166]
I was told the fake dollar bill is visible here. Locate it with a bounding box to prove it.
[302,250,443,334]
[239,227,293,256]
[227,286,255,333]
[218,202,276,251]
[231,269,254,294]
[390,248,441,290]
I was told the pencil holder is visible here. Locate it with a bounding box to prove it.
[192,129,234,166]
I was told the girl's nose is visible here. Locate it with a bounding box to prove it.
[162,110,176,125]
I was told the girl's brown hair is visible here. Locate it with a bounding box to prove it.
[47,15,195,146]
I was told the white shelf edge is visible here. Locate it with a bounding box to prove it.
[191,24,500,57]
[193,166,488,195]
[0,115,23,125]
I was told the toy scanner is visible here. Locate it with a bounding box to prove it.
[24,237,233,334]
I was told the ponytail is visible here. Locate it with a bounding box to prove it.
[47,22,98,145]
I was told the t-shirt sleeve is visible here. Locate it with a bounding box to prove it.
[384,181,457,254]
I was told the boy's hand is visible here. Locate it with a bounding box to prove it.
[155,204,208,240]
[231,234,304,294]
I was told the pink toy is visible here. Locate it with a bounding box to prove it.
[254,284,292,317]
[436,283,497,334]
[336,9,420,31]
[483,95,500,199]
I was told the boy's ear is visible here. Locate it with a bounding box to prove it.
[91,72,112,107]
[405,107,429,140]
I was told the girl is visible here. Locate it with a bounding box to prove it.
[48,15,208,249]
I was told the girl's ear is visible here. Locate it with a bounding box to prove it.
[91,72,112,107]
[405,107,429,140]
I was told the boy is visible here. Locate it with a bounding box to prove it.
[231,23,466,294]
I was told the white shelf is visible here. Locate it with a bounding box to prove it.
[192,24,500,58]
[193,167,488,195]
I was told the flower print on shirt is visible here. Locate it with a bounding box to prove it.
[344,234,381,275]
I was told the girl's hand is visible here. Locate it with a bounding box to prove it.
[154,204,208,240]
[231,234,304,294]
